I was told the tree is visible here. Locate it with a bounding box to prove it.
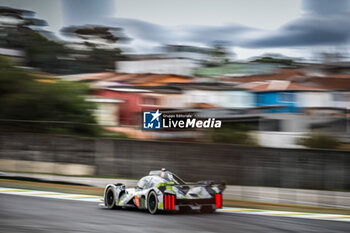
[0,6,72,74]
[252,56,295,66]
[296,133,341,149]
[61,25,128,46]
[0,56,100,136]
[61,25,129,71]
[211,123,256,145]
[204,41,232,67]
[0,7,130,74]
[0,6,48,49]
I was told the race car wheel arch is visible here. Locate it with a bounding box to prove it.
[147,190,158,214]
[105,187,117,209]
[118,190,125,200]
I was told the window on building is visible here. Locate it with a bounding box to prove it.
[333,92,349,102]
[260,119,281,131]
[142,97,159,106]
[279,92,294,102]
[257,94,264,104]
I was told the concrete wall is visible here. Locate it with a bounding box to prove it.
[0,133,350,191]
[8,172,350,209]
[296,92,333,108]
[225,185,350,209]
[254,131,305,148]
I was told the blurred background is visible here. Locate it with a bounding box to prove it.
[1,0,350,214]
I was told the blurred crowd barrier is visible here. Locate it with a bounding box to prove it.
[225,186,350,209]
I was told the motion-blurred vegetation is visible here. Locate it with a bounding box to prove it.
[211,124,257,145]
[252,56,295,66]
[0,7,127,74]
[0,57,100,136]
[296,132,342,149]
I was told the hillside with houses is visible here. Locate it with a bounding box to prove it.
[55,57,350,148]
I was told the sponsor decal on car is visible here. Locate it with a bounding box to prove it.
[133,195,140,207]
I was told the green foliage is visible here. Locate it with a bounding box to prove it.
[1,19,125,74]
[0,57,100,136]
[203,44,231,67]
[296,133,341,149]
[194,64,243,76]
[24,31,123,74]
[25,32,69,74]
[211,124,256,145]
[253,56,295,66]
[101,131,129,139]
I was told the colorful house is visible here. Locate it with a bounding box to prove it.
[239,80,326,113]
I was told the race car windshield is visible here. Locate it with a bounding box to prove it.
[166,173,186,185]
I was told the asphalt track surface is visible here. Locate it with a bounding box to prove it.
[1,194,350,233]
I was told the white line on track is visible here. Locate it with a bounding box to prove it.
[218,207,350,222]
[0,187,101,202]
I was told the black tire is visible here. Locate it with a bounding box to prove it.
[147,191,158,214]
[105,187,116,209]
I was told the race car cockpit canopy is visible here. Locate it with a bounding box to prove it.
[149,169,186,185]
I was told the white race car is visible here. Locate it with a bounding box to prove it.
[103,168,226,214]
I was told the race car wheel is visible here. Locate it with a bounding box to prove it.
[147,191,158,214]
[105,187,116,209]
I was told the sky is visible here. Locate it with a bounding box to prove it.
[1,0,350,60]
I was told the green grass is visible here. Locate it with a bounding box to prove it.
[194,64,246,76]
[3,171,138,180]
[0,178,104,196]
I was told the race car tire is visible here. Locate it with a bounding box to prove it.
[105,187,117,209]
[147,191,158,214]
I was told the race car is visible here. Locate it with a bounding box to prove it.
[103,168,225,214]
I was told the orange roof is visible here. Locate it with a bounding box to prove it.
[239,80,326,92]
[128,74,192,85]
[102,73,143,82]
[61,71,193,87]
[190,103,218,109]
[222,69,304,83]
[306,77,350,90]
[69,72,116,81]
[329,74,350,79]
[93,73,192,86]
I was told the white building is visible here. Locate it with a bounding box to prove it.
[332,91,350,109]
[185,89,254,108]
[116,58,199,76]
[86,97,124,126]
[296,91,333,108]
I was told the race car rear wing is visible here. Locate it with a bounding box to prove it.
[169,181,226,193]
[186,181,226,192]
